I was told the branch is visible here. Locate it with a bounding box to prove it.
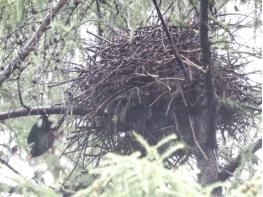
[65,0,81,25]
[95,0,103,38]
[0,0,68,85]
[219,138,262,182]
[0,157,20,175]
[152,0,190,81]
[0,105,87,120]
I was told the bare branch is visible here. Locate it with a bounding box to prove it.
[0,157,20,175]
[0,105,87,120]
[151,0,190,81]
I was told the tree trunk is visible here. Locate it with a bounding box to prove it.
[194,109,221,196]
[196,149,218,185]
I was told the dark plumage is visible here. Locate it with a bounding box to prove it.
[27,115,54,158]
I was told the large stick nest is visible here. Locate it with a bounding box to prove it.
[64,25,261,165]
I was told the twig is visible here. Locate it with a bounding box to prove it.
[65,0,82,25]
[86,30,112,44]
[188,115,208,160]
[0,157,20,175]
[179,54,206,73]
[17,73,30,110]
[95,0,103,38]
[152,0,190,81]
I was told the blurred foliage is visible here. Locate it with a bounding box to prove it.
[70,134,261,197]
[0,133,261,196]
[4,134,259,197]
[72,134,209,197]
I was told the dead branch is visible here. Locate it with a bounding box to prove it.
[0,157,20,175]
[152,0,190,81]
[0,105,87,120]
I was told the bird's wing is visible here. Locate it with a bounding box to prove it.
[27,117,44,144]
[34,131,50,156]
[27,124,37,144]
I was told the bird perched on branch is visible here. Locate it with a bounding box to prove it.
[27,115,55,158]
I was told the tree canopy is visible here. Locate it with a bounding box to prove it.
[0,0,261,196]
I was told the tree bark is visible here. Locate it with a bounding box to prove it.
[0,105,87,120]
[196,149,218,185]
[197,0,219,194]
[193,108,219,183]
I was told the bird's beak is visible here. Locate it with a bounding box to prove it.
[27,154,33,161]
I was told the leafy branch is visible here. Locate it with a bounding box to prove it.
[0,0,68,85]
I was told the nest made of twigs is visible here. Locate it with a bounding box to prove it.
[64,25,261,165]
